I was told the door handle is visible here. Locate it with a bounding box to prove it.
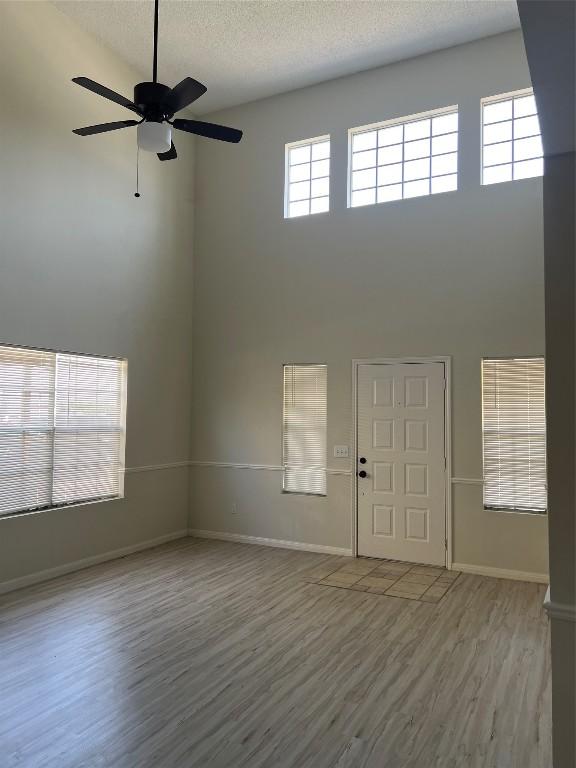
[358,470,367,478]
[359,457,367,464]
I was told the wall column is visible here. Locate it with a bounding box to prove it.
[518,3,576,765]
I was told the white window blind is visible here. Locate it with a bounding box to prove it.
[0,347,55,516]
[282,364,327,495]
[0,345,127,517]
[52,353,127,506]
[482,357,547,513]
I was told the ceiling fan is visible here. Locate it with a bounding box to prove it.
[71,0,242,160]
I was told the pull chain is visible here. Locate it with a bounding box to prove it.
[134,145,141,198]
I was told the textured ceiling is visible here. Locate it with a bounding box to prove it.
[53,0,520,115]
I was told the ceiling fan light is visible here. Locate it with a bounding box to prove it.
[137,121,171,153]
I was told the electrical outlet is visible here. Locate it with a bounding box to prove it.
[231,503,238,515]
[333,445,349,458]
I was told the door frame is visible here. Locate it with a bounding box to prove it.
[351,356,453,568]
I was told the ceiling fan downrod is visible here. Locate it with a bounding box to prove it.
[152,0,159,84]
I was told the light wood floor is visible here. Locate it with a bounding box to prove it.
[0,538,551,768]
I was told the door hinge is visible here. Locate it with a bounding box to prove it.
[445,538,448,550]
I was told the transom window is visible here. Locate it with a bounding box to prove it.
[0,345,127,517]
[284,136,330,218]
[348,106,458,208]
[482,89,543,185]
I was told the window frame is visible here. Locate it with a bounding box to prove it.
[480,87,543,186]
[281,363,328,497]
[481,355,547,515]
[0,343,127,519]
[284,134,331,219]
[347,104,459,209]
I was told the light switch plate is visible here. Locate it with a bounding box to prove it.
[333,445,349,458]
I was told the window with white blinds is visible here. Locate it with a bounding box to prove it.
[0,345,127,517]
[282,364,327,495]
[482,357,547,513]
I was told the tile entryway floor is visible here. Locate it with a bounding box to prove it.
[303,557,460,602]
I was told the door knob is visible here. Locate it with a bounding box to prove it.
[359,457,367,464]
[358,470,367,478]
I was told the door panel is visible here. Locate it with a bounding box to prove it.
[357,362,446,565]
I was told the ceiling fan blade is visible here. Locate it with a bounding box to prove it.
[163,78,207,115]
[158,141,177,161]
[72,77,142,115]
[173,119,242,144]
[72,120,139,136]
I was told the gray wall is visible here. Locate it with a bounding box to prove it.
[519,3,576,763]
[0,2,194,585]
[189,30,549,576]
[0,10,549,585]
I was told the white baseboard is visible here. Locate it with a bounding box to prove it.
[452,561,548,584]
[188,528,353,557]
[0,529,189,596]
[2,530,548,596]
[543,586,576,622]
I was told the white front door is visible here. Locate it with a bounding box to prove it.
[356,362,446,565]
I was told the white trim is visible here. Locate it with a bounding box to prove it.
[351,361,359,556]
[349,103,459,140]
[189,461,352,476]
[452,561,548,584]
[191,460,282,471]
[452,477,484,485]
[0,530,189,595]
[543,586,576,622]
[480,86,534,108]
[124,463,481,484]
[351,356,453,567]
[444,359,453,569]
[285,134,331,150]
[188,528,352,557]
[126,461,190,474]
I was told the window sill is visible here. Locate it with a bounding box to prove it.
[483,506,547,516]
[282,490,327,498]
[0,494,124,521]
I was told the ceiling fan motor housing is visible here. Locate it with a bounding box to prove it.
[134,81,172,120]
